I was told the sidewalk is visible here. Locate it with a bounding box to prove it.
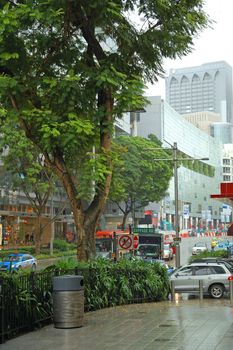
[2,298,233,350]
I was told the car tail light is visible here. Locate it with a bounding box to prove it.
[228,276,233,281]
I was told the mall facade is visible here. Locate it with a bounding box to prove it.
[136,96,225,231]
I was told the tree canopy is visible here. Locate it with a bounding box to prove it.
[110,135,173,228]
[0,0,210,260]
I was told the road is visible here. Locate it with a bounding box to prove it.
[179,236,214,265]
[36,236,229,270]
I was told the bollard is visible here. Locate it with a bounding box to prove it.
[230,280,233,305]
[199,279,203,301]
[170,281,175,301]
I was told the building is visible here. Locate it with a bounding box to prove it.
[210,122,233,144]
[165,61,233,129]
[182,111,221,135]
[183,111,233,144]
[222,144,233,183]
[136,96,224,230]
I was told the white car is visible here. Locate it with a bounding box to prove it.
[192,242,208,255]
[170,262,233,298]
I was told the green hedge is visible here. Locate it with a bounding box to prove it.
[188,249,228,263]
[45,257,170,309]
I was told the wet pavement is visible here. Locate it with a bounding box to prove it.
[2,298,233,350]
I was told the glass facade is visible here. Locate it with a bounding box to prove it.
[137,96,224,228]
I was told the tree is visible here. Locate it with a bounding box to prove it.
[0,1,209,261]
[0,121,68,253]
[109,135,173,229]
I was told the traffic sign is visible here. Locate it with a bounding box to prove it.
[173,237,181,242]
[118,234,133,250]
[133,235,139,249]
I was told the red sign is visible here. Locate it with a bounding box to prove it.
[119,235,133,250]
[133,235,139,249]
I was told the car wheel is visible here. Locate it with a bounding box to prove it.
[31,264,36,271]
[209,284,224,299]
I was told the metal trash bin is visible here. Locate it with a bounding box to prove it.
[52,275,84,329]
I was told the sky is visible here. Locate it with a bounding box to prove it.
[146,0,233,97]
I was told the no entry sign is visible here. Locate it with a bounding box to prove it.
[133,235,139,249]
[118,234,133,250]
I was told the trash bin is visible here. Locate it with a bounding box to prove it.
[52,275,84,329]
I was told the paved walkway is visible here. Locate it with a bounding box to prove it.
[2,298,233,350]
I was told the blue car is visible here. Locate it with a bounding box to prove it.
[0,253,37,272]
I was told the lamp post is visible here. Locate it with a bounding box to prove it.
[173,142,180,268]
[152,142,209,268]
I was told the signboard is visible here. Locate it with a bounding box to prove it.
[173,237,181,245]
[118,234,133,250]
[183,205,189,219]
[133,227,157,234]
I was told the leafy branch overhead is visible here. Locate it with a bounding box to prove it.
[0,0,210,260]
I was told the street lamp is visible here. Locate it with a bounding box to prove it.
[153,142,209,268]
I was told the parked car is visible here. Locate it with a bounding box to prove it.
[192,242,208,255]
[162,243,173,260]
[170,262,233,298]
[0,253,37,272]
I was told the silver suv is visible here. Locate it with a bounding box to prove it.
[170,262,233,299]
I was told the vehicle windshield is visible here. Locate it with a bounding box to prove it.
[136,245,160,257]
[3,255,21,262]
[164,244,171,250]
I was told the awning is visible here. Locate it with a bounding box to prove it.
[211,182,233,206]
[211,183,233,236]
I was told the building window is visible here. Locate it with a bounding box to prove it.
[223,167,231,173]
[223,159,230,165]
[223,175,231,182]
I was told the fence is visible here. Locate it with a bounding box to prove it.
[0,266,167,343]
[170,279,233,303]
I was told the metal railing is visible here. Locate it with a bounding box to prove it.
[0,266,168,343]
[170,280,233,304]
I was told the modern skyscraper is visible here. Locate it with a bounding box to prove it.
[165,61,233,125]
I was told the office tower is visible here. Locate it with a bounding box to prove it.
[165,61,233,125]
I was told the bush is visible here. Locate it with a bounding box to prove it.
[44,258,170,310]
[52,239,72,251]
[188,249,228,263]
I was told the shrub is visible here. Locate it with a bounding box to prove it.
[188,249,228,263]
[52,239,71,251]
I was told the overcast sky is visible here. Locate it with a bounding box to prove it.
[146,0,233,97]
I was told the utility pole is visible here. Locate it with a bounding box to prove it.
[173,142,180,268]
[150,142,209,268]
